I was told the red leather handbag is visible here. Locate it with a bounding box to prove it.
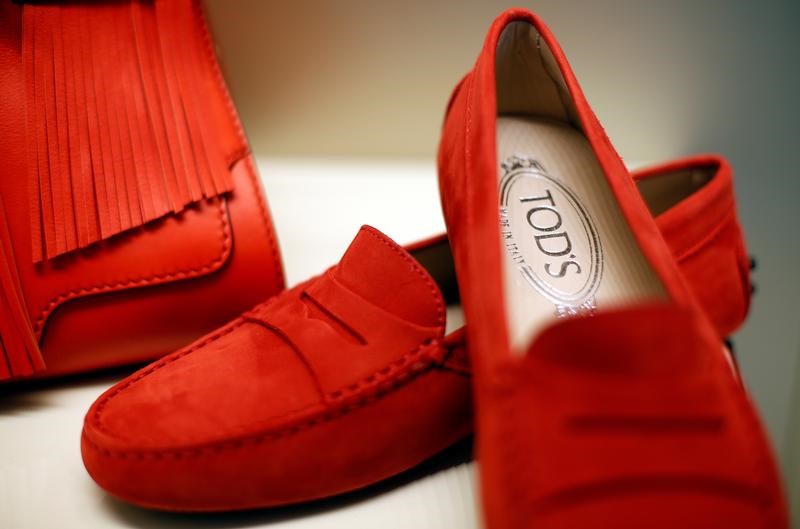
[0,0,284,381]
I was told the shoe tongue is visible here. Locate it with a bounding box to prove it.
[333,226,444,329]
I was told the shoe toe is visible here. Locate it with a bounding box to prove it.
[81,317,322,510]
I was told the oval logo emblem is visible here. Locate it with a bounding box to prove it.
[499,155,603,311]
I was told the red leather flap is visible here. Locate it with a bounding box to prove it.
[0,0,249,340]
[21,200,232,340]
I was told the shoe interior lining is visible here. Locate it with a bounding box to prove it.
[408,160,704,338]
[637,166,715,217]
[495,21,665,352]
[410,158,705,337]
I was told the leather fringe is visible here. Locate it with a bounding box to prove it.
[23,1,235,262]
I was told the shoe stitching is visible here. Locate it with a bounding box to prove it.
[33,0,257,335]
[86,336,444,459]
[247,270,444,402]
[358,226,445,329]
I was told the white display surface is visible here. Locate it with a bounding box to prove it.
[0,157,482,529]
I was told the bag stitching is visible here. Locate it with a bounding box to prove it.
[32,200,231,336]
[32,0,284,335]
[194,0,285,292]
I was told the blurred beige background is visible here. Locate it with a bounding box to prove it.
[205,0,800,518]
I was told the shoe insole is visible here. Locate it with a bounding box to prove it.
[497,115,665,351]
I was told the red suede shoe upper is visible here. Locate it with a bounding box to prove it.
[437,9,786,529]
[638,155,752,337]
[82,199,753,511]
[421,153,754,343]
[81,226,472,510]
[438,10,699,379]
[479,306,787,529]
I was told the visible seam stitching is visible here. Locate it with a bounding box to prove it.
[33,199,231,336]
[196,0,284,293]
[86,337,443,459]
[359,226,445,329]
[326,339,439,401]
[32,2,281,337]
[244,272,443,401]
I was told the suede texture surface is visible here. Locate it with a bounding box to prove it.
[83,182,753,511]
[436,9,786,529]
[642,155,752,338]
[82,226,473,510]
[81,8,765,514]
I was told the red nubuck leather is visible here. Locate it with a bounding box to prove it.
[82,153,757,511]
[438,9,786,529]
[0,0,284,381]
[636,155,752,339]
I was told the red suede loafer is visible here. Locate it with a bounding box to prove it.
[83,152,753,512]
[438,9,786,529]
[82,226,473,511]
[634,154,752,338]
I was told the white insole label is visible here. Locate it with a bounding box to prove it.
[499,155,604,318]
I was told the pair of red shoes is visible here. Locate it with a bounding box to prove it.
[81,9,787,528]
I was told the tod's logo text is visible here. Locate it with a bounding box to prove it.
[520,188,581,279]
[499,156,603,314]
